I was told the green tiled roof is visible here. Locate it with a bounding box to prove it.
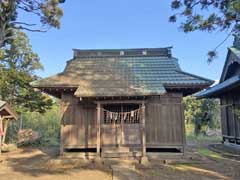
[31,48,213,97]
[196,75,240,98]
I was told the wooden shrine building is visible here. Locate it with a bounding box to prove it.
[197,35,240,145]
[0,100,18,154]
[31,47,213,159]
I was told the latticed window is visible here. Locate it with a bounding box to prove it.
[103,104,140,124]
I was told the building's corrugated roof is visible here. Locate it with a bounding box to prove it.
[196,75,240,98]
[31,48,213,97]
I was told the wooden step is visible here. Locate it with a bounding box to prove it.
[102,151,142,158]
[63,152,97,159]
[102,147,130,153]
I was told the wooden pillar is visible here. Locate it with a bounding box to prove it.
[0,116,2,155]
[96,102,101,157]
[141,101,146,157]
[2,119,9,144]
[181,100,186,154]
[232,104,237,144]
[59,101,65,156]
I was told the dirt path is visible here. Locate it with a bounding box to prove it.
[0,143,239,180]
[0,147,112,180]
[111,165,140,180]
[136,142,240,180]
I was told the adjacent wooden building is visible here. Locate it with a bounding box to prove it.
[197,35,240,145]
[0,100,18,154]
[31,47,213,158]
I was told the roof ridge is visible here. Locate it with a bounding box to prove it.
[72,47,173,51]
[73,47,173,58]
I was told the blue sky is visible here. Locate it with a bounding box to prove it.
[22,0,233,81]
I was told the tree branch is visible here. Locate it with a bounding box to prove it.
[15,26,47,32]
[213,30,233,51]
[12,21,37,26]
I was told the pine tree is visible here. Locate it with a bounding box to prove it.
[0,31,53,113]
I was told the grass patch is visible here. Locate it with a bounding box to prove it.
[198,148,224,160]
[185,124,221,143]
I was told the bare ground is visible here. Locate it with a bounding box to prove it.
[0,141,239,180]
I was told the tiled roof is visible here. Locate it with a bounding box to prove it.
[31,48,213,97]
[196,75,240,98]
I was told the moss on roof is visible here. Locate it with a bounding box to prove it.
[31,48,213,97]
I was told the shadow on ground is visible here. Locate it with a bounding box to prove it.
[0,143,240,180]
[0,146,112,180]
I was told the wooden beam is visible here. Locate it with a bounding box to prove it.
[2,119,9,144]
[141,101,146,157]
[94,100,143,105]
[96,102,101,157]
[232,104,237,143]
[0,116,2,155]
[0,115,14,120]
[59,96,67,156]
[181,100,186,153]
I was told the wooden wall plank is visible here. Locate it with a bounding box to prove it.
[145,95,184,146]
[61,93,97,149]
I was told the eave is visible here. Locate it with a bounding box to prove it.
[196,75,240,98]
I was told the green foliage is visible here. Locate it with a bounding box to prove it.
[0,30,53,113]
[198,148,224,160]
[183,96,220,135]
[170,0,240,33]
[22,103,61,146]
[185,124,221,143]
[170,0,240,62]
[5,120,19,143]
[6,103,61,145]
[0,0,65,47]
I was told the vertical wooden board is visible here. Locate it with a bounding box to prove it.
[73,125,79,145]
[145,96,184,146]
[170,105,176,143]
[162,104,169,144]
[235,105,240,138]
[221,106,228,136]
[76,104,81,146]
[63,125,71,145]
[101,125,116,145]
[151,104,156,144]
[62,96,92,147]
[227,106,235,136]
[235,113,240,138]
[145,103,150,143]
[79,106,85,146]
[123,124,141,145]
[85,108,89,147]
[234,94,240,138]
[146,103,150,143]
[174,104,183,143]
[154,104,159,144]
[88,107,97,145]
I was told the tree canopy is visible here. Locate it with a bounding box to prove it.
[183,96,220,135]
[0,31,53,113]
[0,0,65,47]
[169,0,240,61]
